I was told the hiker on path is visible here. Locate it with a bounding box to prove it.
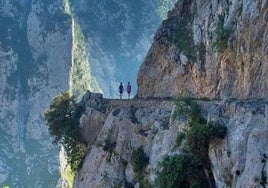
[126,82,131,99]
[118,82,124,99]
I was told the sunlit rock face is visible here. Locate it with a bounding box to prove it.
[70,0,177,98]
[74,94,268,188]
[0,0,72,186]
[208,100,268,188]
[137,0,268,99]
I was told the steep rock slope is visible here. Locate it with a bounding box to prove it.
[74,93,268,187]
[0,0,96,186]
[0,0,71,186]
[137,0,268,99]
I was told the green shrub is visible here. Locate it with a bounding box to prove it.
[172,97,202,121]
[157,98,227,187]
[175,15,196,62]
[130,105,139,124]
[208,123,227,139]
[237,5,243,17]
[214,14,233,52]
[132,147,149,183]
[45,92,74,143]
[103,138,116,153]
[175,132,185,147]
[140,179,153,188]
[44,91,87,172]
[156,153,208,188]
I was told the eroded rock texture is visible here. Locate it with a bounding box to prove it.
[74,94,268,188]
[0,0,72,186]
[137,0,268,99]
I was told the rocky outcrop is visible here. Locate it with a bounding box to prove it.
[75,93,174,188]
[74,94,268,188]
[137,0,268,99]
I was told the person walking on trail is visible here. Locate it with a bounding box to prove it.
[126,82,131,99]
[118,82,124,99]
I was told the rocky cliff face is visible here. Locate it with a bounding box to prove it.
[137,0,268,99]
[0,0,94,186]
[0,0,176,186]
[209,100,268,187]
[74,0,268,187]
[74,94,268,188]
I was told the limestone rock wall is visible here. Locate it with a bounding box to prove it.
[209,100,268,187]
[0,0,73,186]
[26,0,73,141]
[75,0,268,187]
[137,0,268,99]
[74,94,268,188]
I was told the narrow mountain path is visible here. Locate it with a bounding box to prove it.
[82,91,221,113]
[104,98,175,111]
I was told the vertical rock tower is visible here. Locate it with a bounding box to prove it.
[0,0,95,186]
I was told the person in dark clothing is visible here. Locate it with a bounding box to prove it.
[118,82,124,99]
[126,82,131,99]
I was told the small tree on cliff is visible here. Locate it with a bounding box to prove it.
[157,97,227,188]
[44,91,86,171]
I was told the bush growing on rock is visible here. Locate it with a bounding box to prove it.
[132,147,150,186]
[157,97,227,188]
[44,91,87,172]
[157,153,208,188]
[214,14,233,52]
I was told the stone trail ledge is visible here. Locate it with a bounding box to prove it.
[75,91,268,188]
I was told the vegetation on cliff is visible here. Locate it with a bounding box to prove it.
[71,21,101,100]
[61,0,101,100]
[44,92,87,172]
[157,98,227,187]
[175,15,196,62]
[132,147,150,187]
[214,14,233,52]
